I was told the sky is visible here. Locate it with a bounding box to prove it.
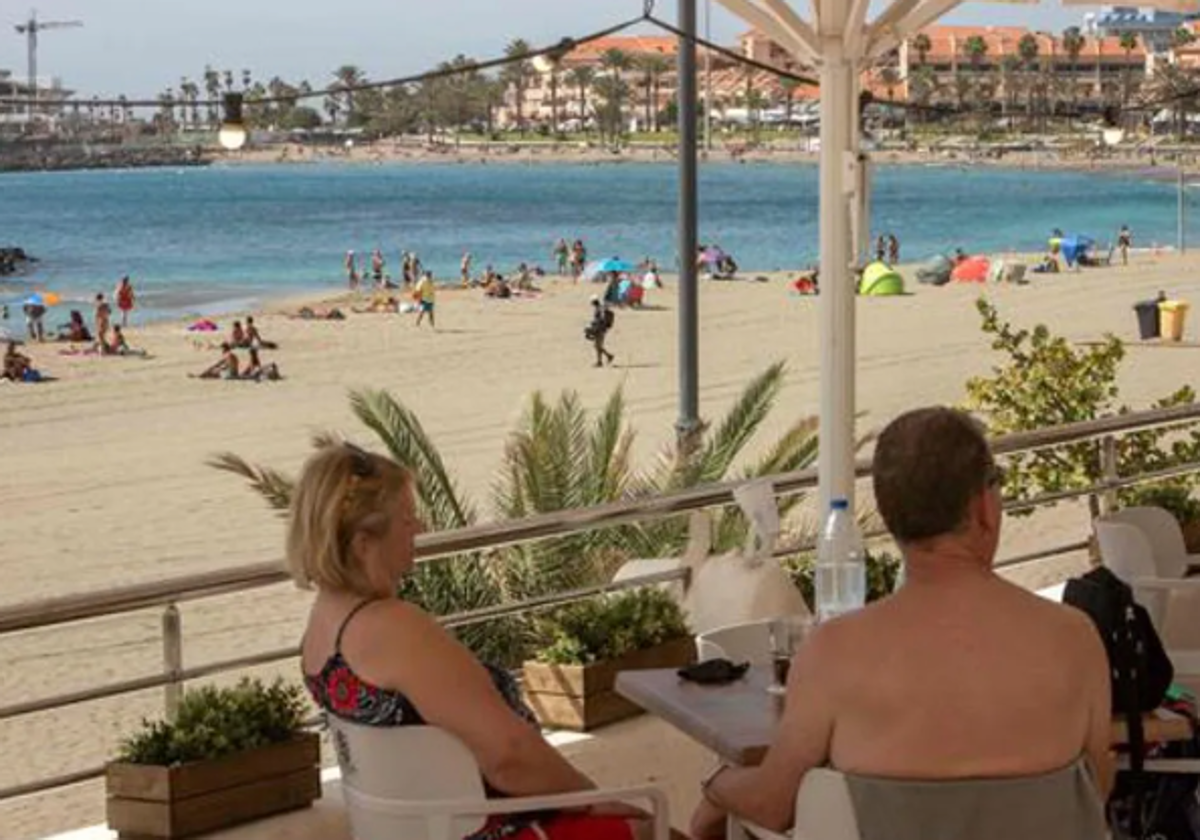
[10,1,1100,101]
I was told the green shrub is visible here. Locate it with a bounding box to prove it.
[534,588,690,665]
[782,549,903,608]
[117,678,306,766]
[1121,483,1200,524]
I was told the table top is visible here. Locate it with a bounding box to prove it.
[615,668,1193,767]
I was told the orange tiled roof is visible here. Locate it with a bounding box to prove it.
[910,25,1144,61]
[567,36,678,60]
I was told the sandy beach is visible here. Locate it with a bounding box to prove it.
[3,253,1200,837]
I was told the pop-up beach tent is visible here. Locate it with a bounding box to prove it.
[859,262,904,296]
[714,0,1199,513]
[1058,235,1096,267]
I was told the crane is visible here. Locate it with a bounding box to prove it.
[14,10,82,119]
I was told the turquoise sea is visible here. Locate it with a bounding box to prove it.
[0,161,1194,323]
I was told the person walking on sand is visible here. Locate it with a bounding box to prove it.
[554,238,570,276]
[887,233,900,266]
[1118,225,1133,265]
[414,271,436,329]
[371,249,385,286]
[115,276,135,327]
[345,251,359,290]
[586,296,614,367]
[460,251,473,288]
[94,293,112,350]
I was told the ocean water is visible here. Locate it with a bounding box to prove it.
[0,160,1193,323]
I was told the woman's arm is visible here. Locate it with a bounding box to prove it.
[349,600,595,797]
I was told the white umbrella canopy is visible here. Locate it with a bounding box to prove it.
[715,0,1200,518]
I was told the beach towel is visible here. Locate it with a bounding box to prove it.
[187,319,219,332]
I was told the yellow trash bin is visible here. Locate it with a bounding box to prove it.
[1160,300,1191,342]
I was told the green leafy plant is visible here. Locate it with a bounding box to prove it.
[534,588,690,666]
[1122,482,1200,525]
[117,678,306,766]
[963,299,1200,516]
[782,549,903,609]
[213,364,827,668]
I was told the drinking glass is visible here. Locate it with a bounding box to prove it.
[768,615,812,694]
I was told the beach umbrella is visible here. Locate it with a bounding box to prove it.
[714,0,1200,515]
[583,258,635,280]
[24,291,60,307]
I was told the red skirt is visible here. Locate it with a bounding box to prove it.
[474,813,635,840]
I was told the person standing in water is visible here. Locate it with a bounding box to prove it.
[115,276,135,327]
[414,271,436,329]
[460,251,473,288]
[94,293,112,350]
[1118,225,1133,265]
[345,251,359,290]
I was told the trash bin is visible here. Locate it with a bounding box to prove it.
[1160,300,1191,342]
[1135,300,1161,340]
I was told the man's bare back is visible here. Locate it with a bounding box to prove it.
[813,572,1106,780]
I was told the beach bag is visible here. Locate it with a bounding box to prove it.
[1064,566,1175,839]
[603,308,615,330]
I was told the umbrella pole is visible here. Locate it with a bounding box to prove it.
[817,36,859,518]
[677,0,702,449]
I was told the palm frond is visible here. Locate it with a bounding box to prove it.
[690,361,787,486]
[310,430,342,450]
[207,452,295,512]
[349,389,477,530]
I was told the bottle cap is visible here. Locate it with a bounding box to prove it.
[831,498,849,511]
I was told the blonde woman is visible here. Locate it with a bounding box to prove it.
[289,444,638,840]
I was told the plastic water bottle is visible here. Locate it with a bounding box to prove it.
[815,498,866,621]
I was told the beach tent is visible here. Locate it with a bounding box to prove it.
[916,255,953,286]
[1059,235,1095,267]
[952,256,991,284]
[714,0,1200,515]
[858,262,904,296]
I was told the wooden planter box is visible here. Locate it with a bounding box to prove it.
[522,636,695,732]
[1182,520,1200,555]
[106,733,321,839]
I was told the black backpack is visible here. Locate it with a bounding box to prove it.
[603,307,615,330]
[1063,566,1176,838]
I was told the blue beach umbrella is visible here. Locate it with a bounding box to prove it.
[583,258,635,280]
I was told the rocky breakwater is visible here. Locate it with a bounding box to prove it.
[0,247,36,276]
[0,143,211,173]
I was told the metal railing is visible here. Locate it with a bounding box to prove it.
[3,402,1200,805]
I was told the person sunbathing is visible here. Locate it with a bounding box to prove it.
[104,325,148,357]
[230,320,250,348]
[193,343,240,379]
[2,341,32,381]
[244,316,278,349]
[57,310,92,343]
[290,306,346,320]
[242,347,281,381]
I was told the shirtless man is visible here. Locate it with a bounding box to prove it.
[94,293,112,350]
[194,343,240,379]
[691,407,1113,838]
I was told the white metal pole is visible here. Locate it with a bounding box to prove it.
[817,38,858,518]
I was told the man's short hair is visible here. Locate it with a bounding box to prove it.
[872,407,995,543]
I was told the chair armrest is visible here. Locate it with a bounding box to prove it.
[344,784,671,840]
[734,817,791,840]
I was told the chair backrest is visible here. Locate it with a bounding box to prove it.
[794,768,861,840]
[694,619,773,667]
[329,717,486,840]
[1092,519,1168,631]
[1106,506,1189,579]
[820,760,1105,840]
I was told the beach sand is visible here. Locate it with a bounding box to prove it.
[2,253,1199,837]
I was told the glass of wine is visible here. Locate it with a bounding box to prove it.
[767,615,812,695]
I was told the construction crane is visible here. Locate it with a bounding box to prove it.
[14,10,82,119]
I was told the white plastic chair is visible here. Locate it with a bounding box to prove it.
[695,619,773,667]
[729,768,860,840]
[1105,505,1200,580]
[1093,518,1200,680]
[329,719,671,840]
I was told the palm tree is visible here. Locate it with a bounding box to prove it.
[565,66,596,132]
[1018,33,1040,130]
[912,33,932,68]
[203,66,221,127]
[1143,61,1196,140]
[242,69,252,92]
[1061,27,1086,127]
[501,39,533,133]
[643,54,673,132]
[908,64,937,125]
[779,77,802,126]
[213,365,825,665]
[334,65,364,126]
[1119,31,1139,121]
[956,35,989,127]
[223,70,235,94]
[998,56,1022,128]
[598,49,631,139]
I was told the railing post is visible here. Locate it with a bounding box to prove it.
[1100,434,1119,516]
[162,603,183,721]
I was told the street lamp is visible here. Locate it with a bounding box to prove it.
[218,92,247,151]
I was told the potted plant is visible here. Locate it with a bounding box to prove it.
[106,678,320,839]
[783,549,903,610]
[1121,482,1200,553]
[522,588,695,732]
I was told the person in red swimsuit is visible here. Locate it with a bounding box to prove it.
[114,276,135,327]
[288,444,645,840]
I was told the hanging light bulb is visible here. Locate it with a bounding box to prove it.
[218,92,247,151]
